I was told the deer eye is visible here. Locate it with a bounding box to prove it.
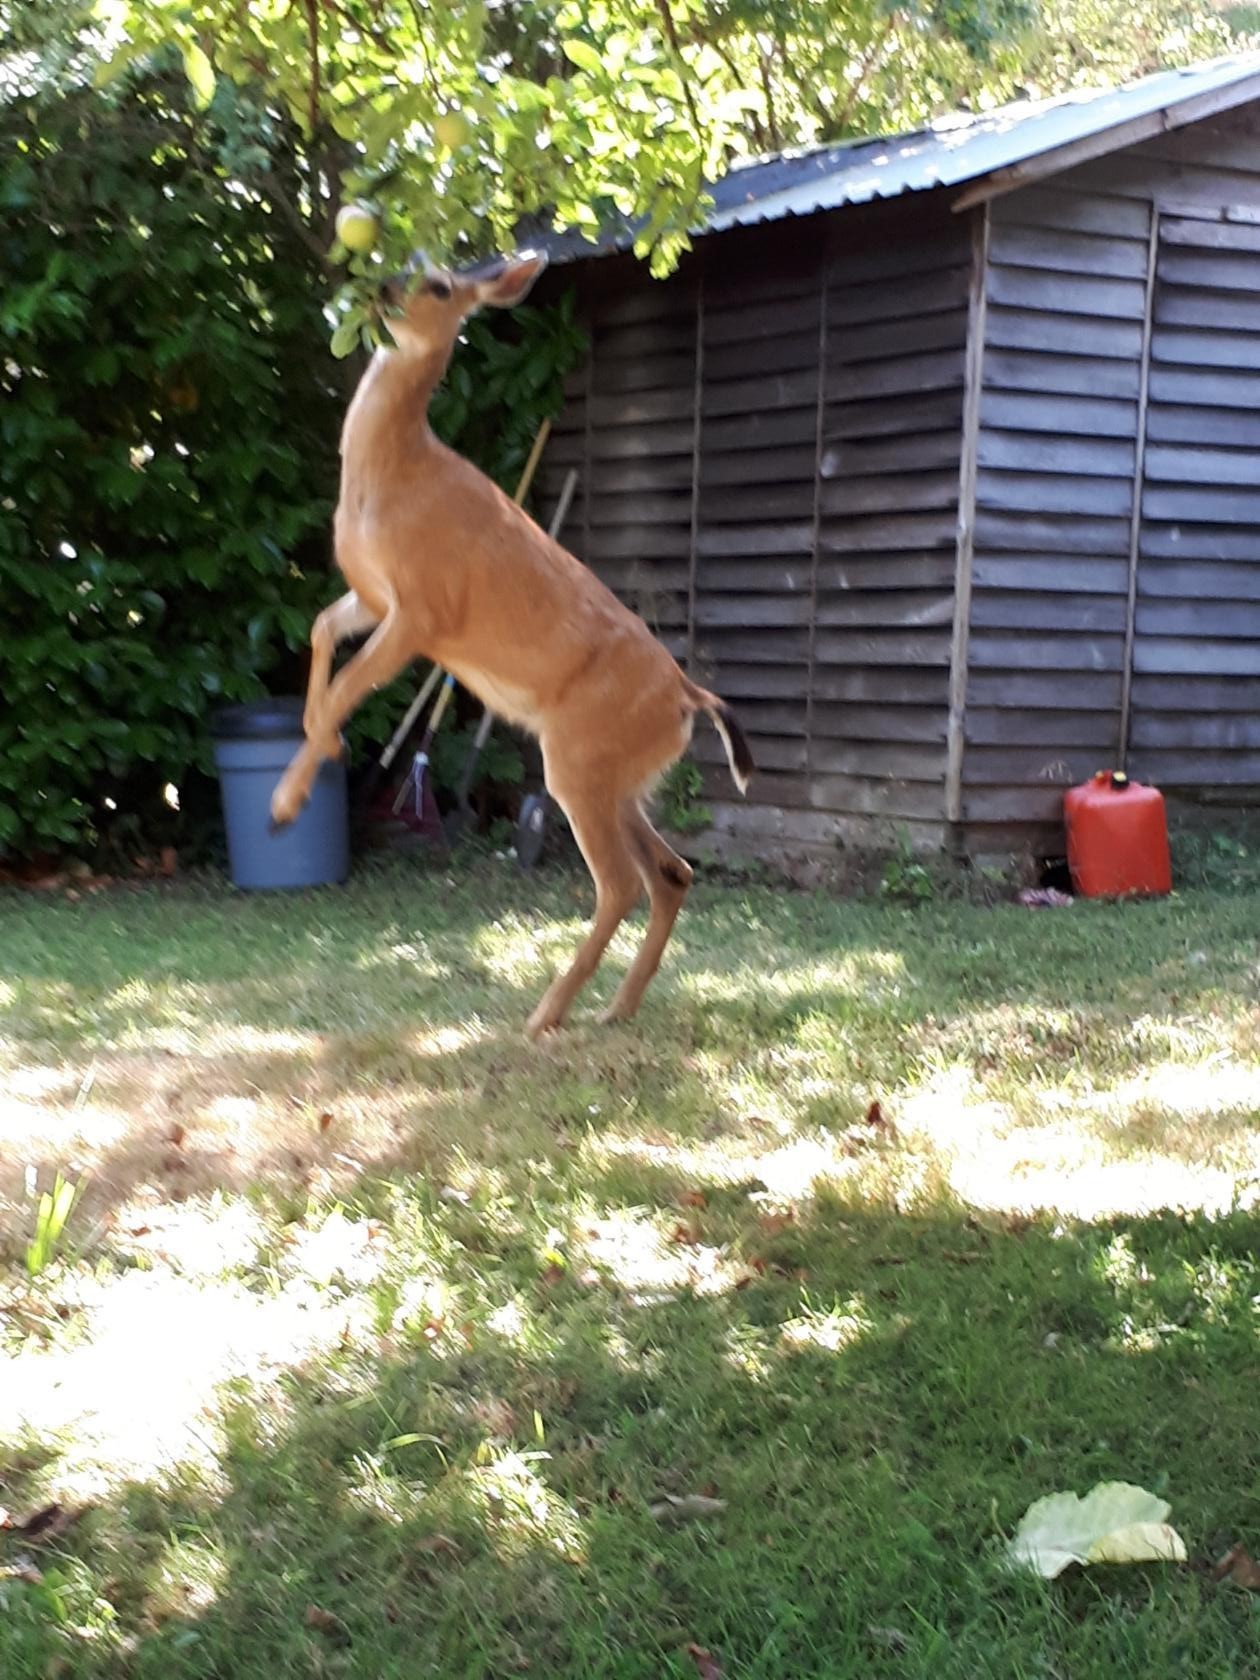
[428,276,453,301]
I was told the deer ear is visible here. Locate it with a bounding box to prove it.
[476,251,548,309]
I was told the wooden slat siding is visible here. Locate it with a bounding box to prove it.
[1125,188,1260,791]
[693,232,823,787]
[563,273,700,645]
[961,187,1152,829]
[813,207,971,827]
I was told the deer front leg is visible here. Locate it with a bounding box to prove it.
[271,614,414,828]
[525,794,642,1040]
[303,593,380,754]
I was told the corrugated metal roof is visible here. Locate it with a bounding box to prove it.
[539,52,1260,263]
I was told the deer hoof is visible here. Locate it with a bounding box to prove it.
[269,783,303,830]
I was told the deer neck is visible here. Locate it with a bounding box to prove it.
[340,344,451,488]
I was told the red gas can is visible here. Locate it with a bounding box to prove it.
[1064,771,1172,899]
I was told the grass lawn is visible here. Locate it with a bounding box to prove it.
[1,856,1258,1678]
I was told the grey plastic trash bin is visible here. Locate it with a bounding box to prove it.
[212,698,349,890]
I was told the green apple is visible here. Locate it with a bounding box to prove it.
[336,203,379,254]
[433,110,471,150]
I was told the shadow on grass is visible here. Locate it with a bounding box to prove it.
[1,861,1258,1241]
[2,1193,1259,1679]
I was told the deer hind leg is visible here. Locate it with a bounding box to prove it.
[303,592,380,753]
[271,613,413,828]
[525,794,642,1041]
[601,802,693,1025]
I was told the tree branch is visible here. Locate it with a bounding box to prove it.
[654,0,702,137]
[255,173,334,273]
[832,17,896,138]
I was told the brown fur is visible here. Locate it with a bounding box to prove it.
[271,251,751,1037]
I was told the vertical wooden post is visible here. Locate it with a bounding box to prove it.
[1118,210,1159,772]
[944,202,990,831]
[804,233,829,772]
[685,274,705,676]
[581,307,594,565]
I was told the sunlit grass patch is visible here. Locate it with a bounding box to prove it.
[1,860,1258,1678]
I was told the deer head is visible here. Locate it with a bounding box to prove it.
[376,250,548,358]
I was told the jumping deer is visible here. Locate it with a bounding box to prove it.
[271,249,753,1038]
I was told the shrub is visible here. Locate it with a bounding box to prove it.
[0,66,339,858]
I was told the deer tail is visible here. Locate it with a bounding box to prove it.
[684,679,754,796]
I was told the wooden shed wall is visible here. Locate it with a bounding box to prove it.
[537,199,972,854]
[962,104,1260,847]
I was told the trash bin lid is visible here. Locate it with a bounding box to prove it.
[211,696,306,740]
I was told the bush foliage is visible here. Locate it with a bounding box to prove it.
[0,68,339,857]
[0,64,585,863]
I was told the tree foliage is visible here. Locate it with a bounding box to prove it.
[100,0,1246,295]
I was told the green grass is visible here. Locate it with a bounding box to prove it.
[1,858,1258,1678]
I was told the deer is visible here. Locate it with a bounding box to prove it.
[270,248,754,1039]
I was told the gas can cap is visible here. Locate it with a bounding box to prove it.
[1110,771,1129,790]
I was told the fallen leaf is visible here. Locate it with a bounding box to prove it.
[14,1505,77,1544]
[384,1600,400,1623]
[304,1605,351,1646]
[867,1625,909,1653]
[168,1124,186,1148]
[540,1264,565,1287]
[669,1222,700,1247]
[679,1189,707,1210]
[685,1642,723,1679]
[650,1494,726,1523]
[757,1208,796,1236]
[415,1534,460,1557]
[1213,1543,1260,1590]
[318,1112,333,1134]
[1008,1482,1187,1579]
[865,1100,886,1128]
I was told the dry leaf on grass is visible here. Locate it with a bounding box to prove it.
[415,1534,460,1558]
[319,1111,334,1134]
[685,1642,724,1679]
[679,1189,707,1210]
[649,1494,726,1523]
[1008,1482,1186,1579]
[11,1504,79,1544]
[1213,1544,1260,1590]
[304,1604,351,1646]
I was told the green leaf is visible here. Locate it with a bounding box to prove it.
[561,39,604,76]
[181,43,216,111]
[1008,1483,1187,1579]
[330,314,364,359]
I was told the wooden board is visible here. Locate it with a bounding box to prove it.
[980,389,1137,439]
[976,470,1133,518]
[970,554,1130,595]
[986,264,1147,320]
[967,630,1125,672]
[976,432,1135,477]
[996,186,1151,241]
[822,431,961,478]
[825,390,967,443]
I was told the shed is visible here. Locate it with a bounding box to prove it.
[529,53,1260,860]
